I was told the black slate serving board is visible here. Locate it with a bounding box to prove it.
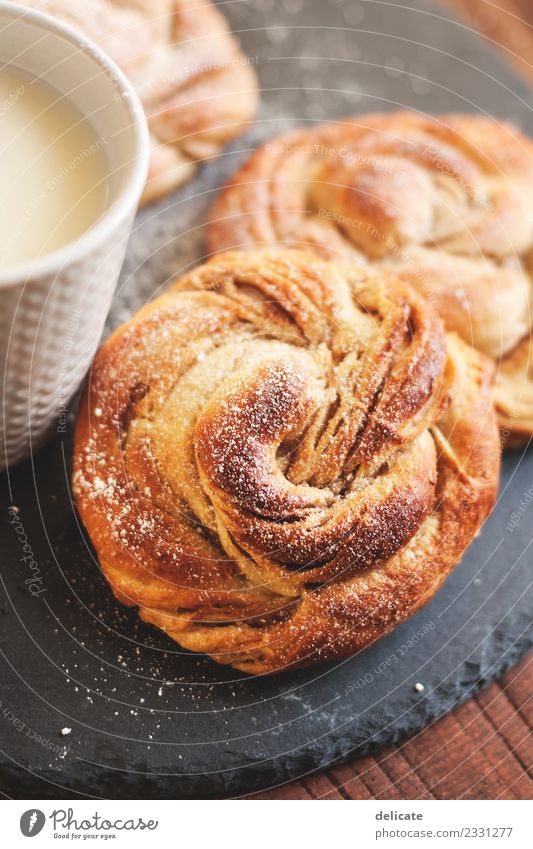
[1,0,532,799]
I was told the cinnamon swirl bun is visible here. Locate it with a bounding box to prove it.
[21,0,258,204]
[73,250,500,673]
[207,113,533,441]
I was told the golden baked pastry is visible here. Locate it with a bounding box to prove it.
[23,0,258,204]
[73,250,499,674]
[207,112,533,441]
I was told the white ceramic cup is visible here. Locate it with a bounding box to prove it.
[0,1,149,470]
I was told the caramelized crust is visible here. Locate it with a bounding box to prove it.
[24,0,258,203]
[207,112,533,441]
[73,250,500,673]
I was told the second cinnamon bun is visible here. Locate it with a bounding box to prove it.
[207,113,533,442]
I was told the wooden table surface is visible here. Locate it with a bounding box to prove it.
[248,0,533,801]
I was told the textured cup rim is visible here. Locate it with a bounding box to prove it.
[0,0,150,287]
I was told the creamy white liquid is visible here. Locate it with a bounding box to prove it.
[0,66,110,267]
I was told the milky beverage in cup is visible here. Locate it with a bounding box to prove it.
[0,1,149,470]
[0,65,110,266]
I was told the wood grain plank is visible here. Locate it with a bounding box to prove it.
[375,746,436,800]
[451,697,532,799]
[302,773,344,800]
[399,715,486,799]
[323,764,374,800]
[342,753,404,800]
[249,782,312,800]
[500,654,533,728]
[476,683,533,777]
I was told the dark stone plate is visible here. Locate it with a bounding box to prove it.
[1,0,532,799]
